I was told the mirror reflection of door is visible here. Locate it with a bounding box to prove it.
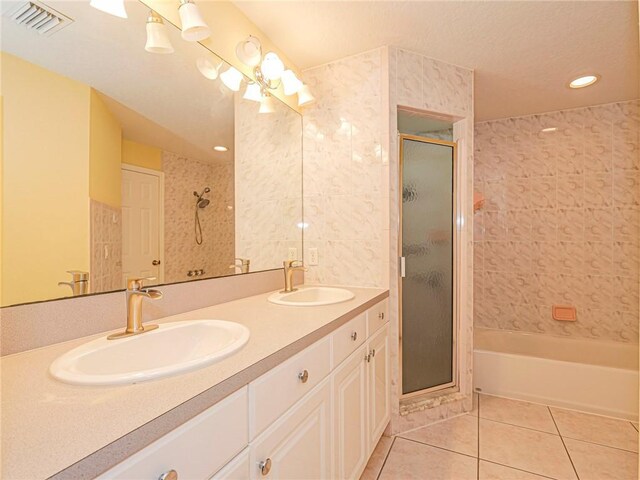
[121,165,163,284]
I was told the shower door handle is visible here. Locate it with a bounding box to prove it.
[152,260,161,266]
[400,256,406,278]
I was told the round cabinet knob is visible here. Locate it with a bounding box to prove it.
[152,260,161,266]
[351,331,357,341]
[378,312,385,320]
[259,458,272,476]
[158,470,178,480]
[298,369,309,383]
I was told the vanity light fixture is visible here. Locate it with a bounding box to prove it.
[213,145,228,152]
[220,66,243,92]
[196,58,221,80]
[178,0,210,42]
[234,35,313,107]
[243,82,262,102]
[297,84,316,107]
[90,0,127,18]
[145,11,174,54]
[259,94,275,114]
[569,74,599,89]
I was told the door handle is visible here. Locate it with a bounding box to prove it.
[152,260,161,266]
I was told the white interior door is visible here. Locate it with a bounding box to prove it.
[121,166,163,284]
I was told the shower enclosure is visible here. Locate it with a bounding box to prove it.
[400,134,458,398]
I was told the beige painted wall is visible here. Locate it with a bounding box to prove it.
[1,52,91,306]
[141,0,302,112]
[89,90,122,208]
[122,139,163,171]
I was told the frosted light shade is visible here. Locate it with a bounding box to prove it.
[90,0,127,18]
[145,19,174,54]
[281,70,302,96]
[196,58,219,80]
[179,1,210,42]
[243,83,262,102]
[260,52,284,81]
[259,95,275,114]
[236,36,262,67]
[297,84,315,106]
[220,67,243,92]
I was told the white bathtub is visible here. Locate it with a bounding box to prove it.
[474,328,639,420]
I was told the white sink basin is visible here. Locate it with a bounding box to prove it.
[268,287,355,306]
[50,320,250,386]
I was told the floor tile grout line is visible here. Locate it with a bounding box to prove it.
[478,416,560,436]
[375,436,396,480]
[549,406,580,480]
[397,435,478,460]
[480,459,558,480]
[560,435,640,454]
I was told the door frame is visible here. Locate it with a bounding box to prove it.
[398,134,460,400]
[121,163,165,284]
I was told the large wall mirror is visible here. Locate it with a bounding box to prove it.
[0,0,303,307]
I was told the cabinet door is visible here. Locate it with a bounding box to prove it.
[368,325,390,450]
[333,345,368,480]
[251,379,331,480]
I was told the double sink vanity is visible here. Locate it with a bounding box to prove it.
[2,285,389,479]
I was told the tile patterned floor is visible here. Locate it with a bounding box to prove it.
[361,394,639,480]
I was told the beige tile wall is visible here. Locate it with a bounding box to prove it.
[474,100,640,343]
[234,95,303,272]
[163,151,235,283]
[90,199,123,293]
[302,48,389,287]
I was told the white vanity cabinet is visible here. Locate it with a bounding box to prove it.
[101,298,389,480]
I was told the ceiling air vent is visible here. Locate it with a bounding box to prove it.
[5,0,73,36]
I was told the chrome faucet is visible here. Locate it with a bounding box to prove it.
[282,260,306,293]
[230,258,250,274]
[58,270,89,296]
[108,277,163,340]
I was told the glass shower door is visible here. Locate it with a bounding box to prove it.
[400,135,456,397]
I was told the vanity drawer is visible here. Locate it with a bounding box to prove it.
[331,312,367,368]
[367,299,389,336]
[100,387,248,480]
[249,337,331,439]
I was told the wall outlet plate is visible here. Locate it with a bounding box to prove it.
[308,247,319,266]
[287,247,298,260]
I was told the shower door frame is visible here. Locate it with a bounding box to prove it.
[398,133,460,400]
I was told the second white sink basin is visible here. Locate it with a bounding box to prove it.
[268,287,355,306]
[50,320,250,386]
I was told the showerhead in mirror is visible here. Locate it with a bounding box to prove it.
[193,187,211,245]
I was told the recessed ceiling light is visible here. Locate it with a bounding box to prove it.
[213,145,228,152]
[569,75,599,89]
[541,127,557,133]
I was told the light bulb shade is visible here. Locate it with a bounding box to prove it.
[260,52,284,81]
[259,95,275,114]
[196,58,220,80]
[178,0,210,42]
[145,15,174,54]
[235,36,262,67]
[220,66,243,92]
[243,83,262,102]
[281,69,302,96]
[90,0,127,18]
[297,84,315,106]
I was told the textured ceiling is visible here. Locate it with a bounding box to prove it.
[2,0,235,162]
[234,1,639,121]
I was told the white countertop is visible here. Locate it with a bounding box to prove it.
[1,286,387,479]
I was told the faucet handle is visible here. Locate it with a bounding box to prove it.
[65,270,89,282]
[127,277,157,291]
[283,259,303,268]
